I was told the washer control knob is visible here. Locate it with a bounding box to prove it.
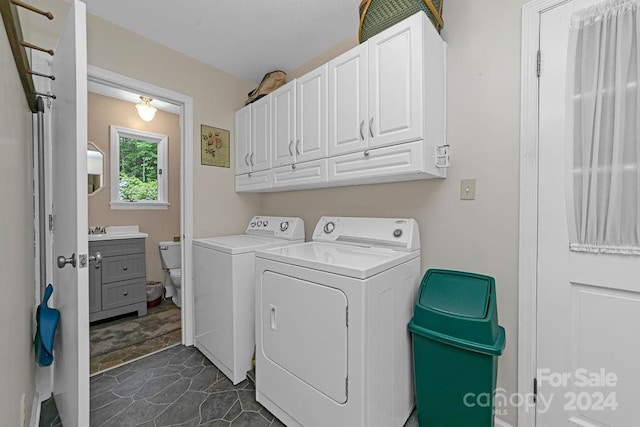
[257,221,263,226]
[280,221,289,231]
[251,222,256,227]
[263,220,269,227]
[324,221,336,234]
[393,229,403,238]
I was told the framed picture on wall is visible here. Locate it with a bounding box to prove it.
[201,125,230,167]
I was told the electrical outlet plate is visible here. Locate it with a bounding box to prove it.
[460,179,477,200]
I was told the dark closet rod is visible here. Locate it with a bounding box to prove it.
[0,0,54,112]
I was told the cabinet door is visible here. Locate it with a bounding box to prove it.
[328,44,368,156]
[368,13,423,149]
[328,141,424,184]
[250,95,271,172]
[296,65,327,163]
[271,159,328,191]
[271,81,296,167]
[235,170,272,193]
[234,105,251,175]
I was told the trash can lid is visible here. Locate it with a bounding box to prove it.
[409,269,504,350]
[418,270,491,319]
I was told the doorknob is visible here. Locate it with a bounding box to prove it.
[89,251,102,269]
[57,253,76,268]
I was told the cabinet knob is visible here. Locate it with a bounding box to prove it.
[123,292,128,296]
[364,150,370,157]
[123,266,128,271]
[292,164,297,170]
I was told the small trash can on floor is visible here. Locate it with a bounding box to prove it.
[408,269,506,427]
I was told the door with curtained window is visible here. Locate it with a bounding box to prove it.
[537,0,640,425]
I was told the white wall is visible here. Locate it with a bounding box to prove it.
[0,19,37,427]
[261,1,527,425]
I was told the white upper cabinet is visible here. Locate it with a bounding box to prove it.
[234,105,251,175]
[368,12,424,149]
[250,95,271,172]
[296,65,328,163]
[271,81,297,167]
[328,44,368,156]
[235,12,446,193]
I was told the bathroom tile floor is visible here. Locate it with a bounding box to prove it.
[90,300,181,374]
[42,345,420,426]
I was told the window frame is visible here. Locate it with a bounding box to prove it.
[109,125,169,210]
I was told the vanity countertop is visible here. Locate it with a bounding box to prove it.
[88,225,148,242]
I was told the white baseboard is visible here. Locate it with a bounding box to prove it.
[495,417,515,427]
[30,392,41,427]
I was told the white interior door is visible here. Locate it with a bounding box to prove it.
[537,2,640,425]
[50,1,89,425]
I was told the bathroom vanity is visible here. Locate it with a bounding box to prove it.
[88,229,148,322]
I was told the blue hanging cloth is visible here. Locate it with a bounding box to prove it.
[34,284,60,367]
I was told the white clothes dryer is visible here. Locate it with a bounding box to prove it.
[255,216,421,427]
[193,216,304,384]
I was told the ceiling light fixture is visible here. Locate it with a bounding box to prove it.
[135,96,157,122]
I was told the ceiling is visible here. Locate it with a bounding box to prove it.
[82,0,360,83]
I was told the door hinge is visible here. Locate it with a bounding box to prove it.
[533,377,538,403]
[48,214,53,231]
[436,144,450,168]
[536,50,541,77]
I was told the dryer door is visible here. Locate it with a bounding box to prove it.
[261,271,348,403]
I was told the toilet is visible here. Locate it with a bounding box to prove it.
[159,241,182,308]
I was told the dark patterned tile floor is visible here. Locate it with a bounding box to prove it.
[89,345,282,427]
[39,396,62,427]
[42,344,420,426]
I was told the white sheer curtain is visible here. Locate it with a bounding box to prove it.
[566,0,640,255]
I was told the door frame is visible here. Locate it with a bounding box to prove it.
[86,65,195,347]
[519,1,571,426]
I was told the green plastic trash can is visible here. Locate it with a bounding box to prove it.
[408,269,506,427]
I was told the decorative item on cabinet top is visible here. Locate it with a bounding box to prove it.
[234,11,449,193]
[245,70,287,105]
[359,0,444,42]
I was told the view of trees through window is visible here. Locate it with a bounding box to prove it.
[119,137,158,201]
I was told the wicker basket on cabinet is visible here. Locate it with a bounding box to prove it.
[358,0,444,42]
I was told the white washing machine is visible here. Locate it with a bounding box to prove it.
[255,217,421,427]
[193,216,304,384]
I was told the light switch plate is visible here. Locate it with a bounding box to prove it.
[460,179,476,200]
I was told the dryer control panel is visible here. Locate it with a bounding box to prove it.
[312,217,420,251]
[246,216,305,241]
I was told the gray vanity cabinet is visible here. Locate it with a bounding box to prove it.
[89,238,147,322]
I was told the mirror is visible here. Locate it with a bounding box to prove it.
[87,142,105,195]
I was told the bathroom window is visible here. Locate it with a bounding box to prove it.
[109,125,169,210]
